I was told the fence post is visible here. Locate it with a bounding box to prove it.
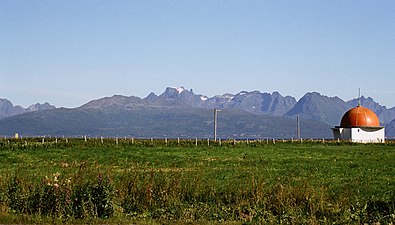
[195,138,198,147]
[207,138,210,146]
[165,137,168,146]
[178,137,180,145]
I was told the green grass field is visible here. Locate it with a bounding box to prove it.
[0,138,394,224]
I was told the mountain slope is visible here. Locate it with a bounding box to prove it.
[284,92,350,126]
[0,105,331,138]
[385,119,395,138]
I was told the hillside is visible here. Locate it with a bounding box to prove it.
[1,87,394,138]
[0,105,331,138]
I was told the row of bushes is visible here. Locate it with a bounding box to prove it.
[1,170,394,224]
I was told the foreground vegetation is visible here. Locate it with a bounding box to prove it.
[0,138,394,224]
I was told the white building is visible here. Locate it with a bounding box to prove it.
[332,105,385,143]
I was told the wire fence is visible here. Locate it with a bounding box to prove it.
[1,136,395,147]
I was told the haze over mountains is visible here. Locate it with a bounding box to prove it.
[1,87,395,138]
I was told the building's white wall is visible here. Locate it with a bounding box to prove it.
[350,127,385,143]
[332,127,385,143]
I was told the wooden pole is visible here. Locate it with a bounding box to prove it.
[297,115,301,140]
[214,109,218,141]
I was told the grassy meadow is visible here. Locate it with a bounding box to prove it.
[0,138,394,224]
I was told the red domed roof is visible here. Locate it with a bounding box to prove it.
[340,106,380,127]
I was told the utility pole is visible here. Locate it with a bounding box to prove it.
[296,115,301,140]
[214,108,221,141]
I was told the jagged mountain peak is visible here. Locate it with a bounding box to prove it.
[26,102,55,112]
[141,87,297,116]
[348,96,384,108]
[0,98,56,120]
[215,90,297,116]
[161,86,189,96]
[285,92,349,126]
[145,92,158,101]
[214,93,235,99]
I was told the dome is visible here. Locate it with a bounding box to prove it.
[340,106,380,127]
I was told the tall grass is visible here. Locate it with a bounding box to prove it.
[0,138,394,224]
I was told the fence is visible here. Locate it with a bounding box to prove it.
[2,136,395,147]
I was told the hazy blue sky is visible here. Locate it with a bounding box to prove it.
[1,0,394,108]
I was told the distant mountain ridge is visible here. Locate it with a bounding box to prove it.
[0,102,332,139]
[0,98,55,120]
[1,87,395,138]
[144,87,297,116]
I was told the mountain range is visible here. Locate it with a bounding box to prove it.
[1,87,395,138]
[0,98,55,120]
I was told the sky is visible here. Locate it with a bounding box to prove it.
[1,0,394,108]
